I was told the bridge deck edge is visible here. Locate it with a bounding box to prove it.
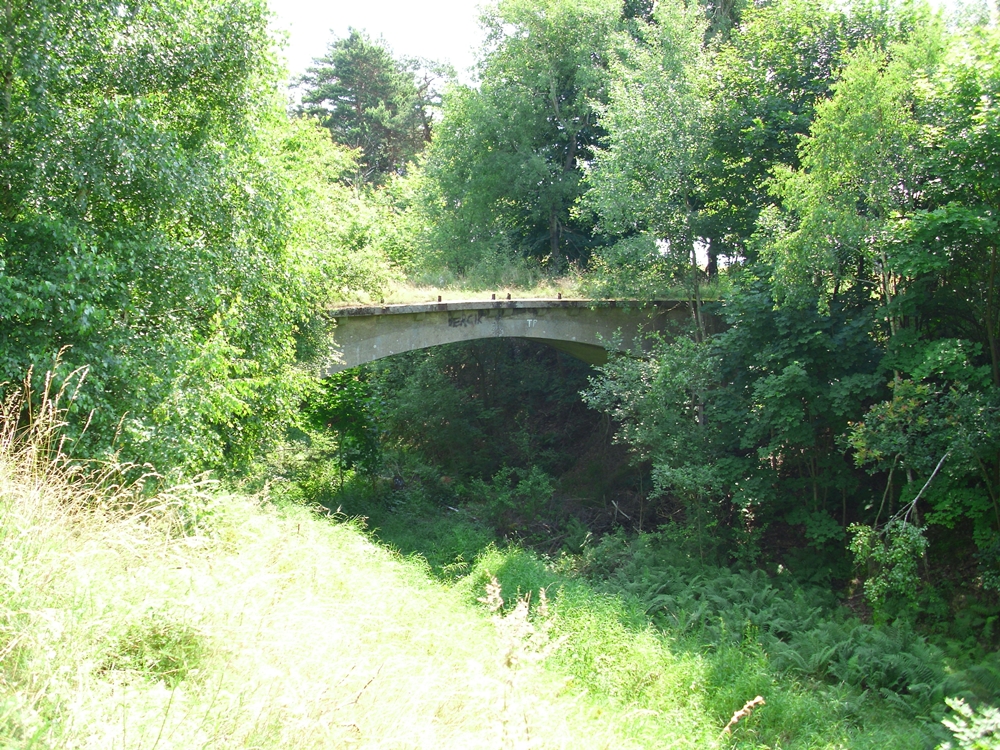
[327,298,687,317]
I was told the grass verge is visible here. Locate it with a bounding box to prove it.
[0,379,971,749]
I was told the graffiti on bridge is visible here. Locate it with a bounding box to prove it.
[446,309,539,331]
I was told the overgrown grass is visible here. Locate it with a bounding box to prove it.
[364,276,588,306]
[0,377,985,748]
[368,278,727,306]
[316,466,989,748]
[1,380,634,748]
[326,252,735,306]
[322,248,588,306]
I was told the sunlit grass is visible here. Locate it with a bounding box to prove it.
[0,459,619,746]
[333,276,589,306]
[0,377,675,749]
[0,375,939,749]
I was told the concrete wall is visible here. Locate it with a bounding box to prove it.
[322,299,695,375]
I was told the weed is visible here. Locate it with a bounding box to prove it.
[721,695,766,736]
[102,610,203,687]
[479,576,567,747]
[479,575,565,671]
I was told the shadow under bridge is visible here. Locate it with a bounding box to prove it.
[322,298,696,375]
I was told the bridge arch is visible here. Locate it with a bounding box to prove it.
[322,299,693,375]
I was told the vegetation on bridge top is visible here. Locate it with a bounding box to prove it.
[330,276,729,308]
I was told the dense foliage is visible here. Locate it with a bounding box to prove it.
[578,2,1000,619]
[4,0,1000,745]
[1,0,290,470]
[296,29,450,185]
[418,0,624,270]
[0,0,402,473]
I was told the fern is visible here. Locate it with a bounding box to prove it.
[581,525,958,712]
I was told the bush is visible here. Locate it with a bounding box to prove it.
[583,234,675,299]
[938,698,1000,750]
[469,465,555,533]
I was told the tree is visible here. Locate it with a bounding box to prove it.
[584,0,711,334]
[580,2,988,579]
[0,0,311,471]
[848,25,1000,587]
[298,29,447,184]
[422,0,622,269]
[699,0,928,268]
[277,116,401,307]
[748,15,1000,587]
[764,38,934,312]
[913,23,1000,389]
[306,372,381,483]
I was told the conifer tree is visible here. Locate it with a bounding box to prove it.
[298,29,443,184]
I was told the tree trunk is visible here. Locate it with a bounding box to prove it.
[549,207,561,266]
[986,246,1000,388]
[685,194,705,343]
[878,250,901,338]
[1,0,11,133]
[416,75,434,142]
[1,0,16,218]
[706,240,719,281]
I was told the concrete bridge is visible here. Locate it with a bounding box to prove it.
[322,298,696,375]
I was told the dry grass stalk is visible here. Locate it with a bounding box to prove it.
[721,695,766,736]
[478,576,566,670]
[0,364,218,536]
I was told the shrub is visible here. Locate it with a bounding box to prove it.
[938,698,1000,750]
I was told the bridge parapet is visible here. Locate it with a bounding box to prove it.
[322,298,694,375]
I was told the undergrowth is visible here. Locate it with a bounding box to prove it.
[458,545,931,749]
[299,453,1000,747]
[577,527,1000,717]
[3,371,995,748]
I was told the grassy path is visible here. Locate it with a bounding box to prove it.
[0,444,934,748]
[0,464,686,749]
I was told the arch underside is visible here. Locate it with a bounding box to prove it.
[518,337,609,365]
[325,334,609,374]
[322,302,688,376]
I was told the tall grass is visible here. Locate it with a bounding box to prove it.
[1,371,979,748]
[0,375,696,748]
